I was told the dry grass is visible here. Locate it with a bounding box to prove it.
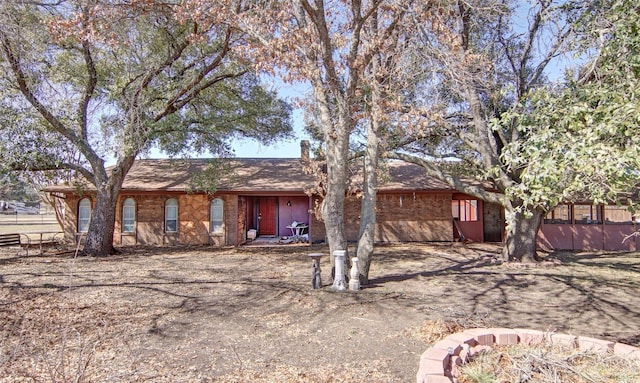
[410,316,490,345]
[459,342,640,383]
[1,242,639,382]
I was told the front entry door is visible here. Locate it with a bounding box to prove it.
[258,197,277,236]
[483,202,504,242]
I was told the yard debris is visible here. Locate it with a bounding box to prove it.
[1,243,639,382]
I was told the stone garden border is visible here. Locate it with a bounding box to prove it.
[416,327,640,383]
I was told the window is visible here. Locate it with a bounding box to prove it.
[574,204,602,224]
[165,198,178,232]
[122,198,135,232]
[210,198,224,234]
[452,199,478,222]
[544,205,572,224]
[604,205,634,224]
[78,198,91,232]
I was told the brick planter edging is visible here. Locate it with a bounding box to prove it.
[416,328,640,383]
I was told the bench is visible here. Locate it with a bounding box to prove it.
[21,232,64,255]
[0,233,29,255]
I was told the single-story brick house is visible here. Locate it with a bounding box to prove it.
[45,144,639,251]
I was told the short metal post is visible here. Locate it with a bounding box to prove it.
[308,253,324,289]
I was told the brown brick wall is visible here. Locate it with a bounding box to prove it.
[345,193,453,242]
[63,193,239,247]
[133,194,169,245]
[61,190,454,247]
[114,196,136,245]
[62,195,87,244]
[178,194,209,245]
[309,192,453,243]
[309,196,326,243]
[222,194,238,246]
[127,193,237,246]
[374,193,452,242]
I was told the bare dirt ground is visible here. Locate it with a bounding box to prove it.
[1,242,639,382]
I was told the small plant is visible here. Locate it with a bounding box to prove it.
[460,363,495,383]
[459,341,640,383]
[459,351,500,383]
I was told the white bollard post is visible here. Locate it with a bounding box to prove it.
[331,250,347,291]
[349,257,360,291]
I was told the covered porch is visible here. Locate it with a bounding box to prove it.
[238,195,313,245]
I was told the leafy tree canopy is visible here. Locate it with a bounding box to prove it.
[0,0,293,178]
[497,0,640,212]
[0,0,293,255]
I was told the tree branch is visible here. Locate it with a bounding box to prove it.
[79,40,97,143]
[300,0,343,93]
[153,70,248,122]
[6,161,94,183]
[0,31,91,159]
[385,151,506,205]
[155,27,236,121]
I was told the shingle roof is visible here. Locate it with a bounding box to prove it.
[377,161,453,191]
[45,157,456,193]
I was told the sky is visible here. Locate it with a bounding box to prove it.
[229,78,313,159]
[150,2,578,161]
[231,109,311,159]
[143,79,312,161]
[228,3,576,160]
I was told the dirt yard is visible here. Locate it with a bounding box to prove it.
[1,242,639,382]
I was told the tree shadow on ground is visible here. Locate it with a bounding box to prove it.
[364,244,640,346]
[2,243,639,349]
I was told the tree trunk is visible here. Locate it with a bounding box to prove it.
[322,131,349,258]
[320,109,350,283]
[355,119,379,284]
[356,51,383,283]
[82,157,134,256]
[83,187,119,256]
[313,86,350,264]
[502,207,545,263]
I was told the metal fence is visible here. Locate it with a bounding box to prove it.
[0,212,58,226]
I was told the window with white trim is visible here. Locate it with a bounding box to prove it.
[122,198,135,233]
[78,198,91,232]
[165,198,178,232]
[210,198,224,234]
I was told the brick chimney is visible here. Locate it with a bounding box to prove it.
[300,140,310,163]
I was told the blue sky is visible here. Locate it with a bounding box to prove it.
[231,108,310,158]
[143,78,311,161]
[225,77,313,158]
[148,3,579,161]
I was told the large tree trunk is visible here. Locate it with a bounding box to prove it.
[83,187,119,256]
[311,81,350,262]
[502,206,545,263]
[355,118,379,284]
[356,52,383,283]
[320,108,350,284]
[322,130,349,258]
[82,157,134,256]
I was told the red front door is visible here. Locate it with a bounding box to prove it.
[258,197,277,236]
